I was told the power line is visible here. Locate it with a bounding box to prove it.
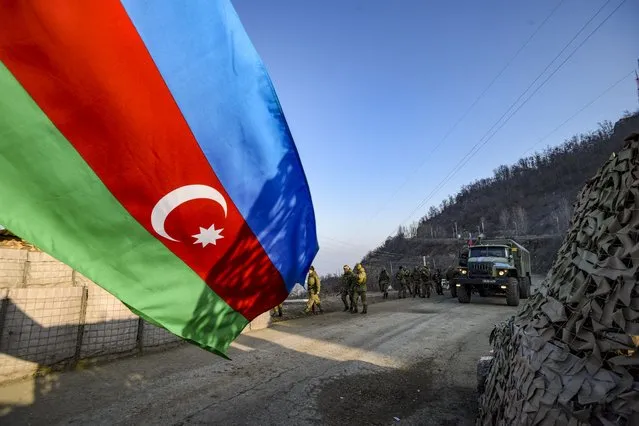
[398,0,618,224]
[363,0,567,223]
[443,0,629,189]
[393,0,625,230]
[520,70,635,157]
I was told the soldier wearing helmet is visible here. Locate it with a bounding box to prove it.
[351,263,368,314]
[378,268,390,299]
[395,265,410,298]
[303,266,323,314]
[340,264,355,312]
[419,264,432,298]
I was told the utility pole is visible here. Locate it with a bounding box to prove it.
[390,261,393,276]
[423,256,426,267]
[454,222,458,238]
[635,58,639,106]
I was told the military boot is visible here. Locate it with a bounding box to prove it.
[352,305,358,313]
[361,305,367,314]
[343,305,349,312]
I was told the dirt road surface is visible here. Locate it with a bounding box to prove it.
[0,294,521,426]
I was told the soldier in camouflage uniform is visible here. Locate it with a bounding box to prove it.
[411,266,422,298]
[420,265,432,298]
[434,268,443,295]
[303,266,323,314]
[340,264,355,311]
[395,265,409,298]
[351,263,368,313]
[378,268,390,299]
[445,266,460,297]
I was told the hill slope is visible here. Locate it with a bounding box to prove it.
[351,111,639,289]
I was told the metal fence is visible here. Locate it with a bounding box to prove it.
[0,247,181,383]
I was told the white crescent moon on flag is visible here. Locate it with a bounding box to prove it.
[151,184,228,242]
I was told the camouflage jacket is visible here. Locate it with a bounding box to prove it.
[395,269,409,284]
[378,270,390,284]
[354,268,367,287]
[307,271,321,294]
[341,270,356,289]
[419,266,431,282]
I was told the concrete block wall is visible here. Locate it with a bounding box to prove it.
[24,251,74,288]
[0,248,27,288]
[0,247,275,383]
[245,311,271,332]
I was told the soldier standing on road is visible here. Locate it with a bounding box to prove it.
[340,265,355,312]
[445,266,460,297]
[434,268,443,295]
[351,263,368,314]
[378,268,390,299]
[395,266,408,298]
[411,266,421,298]
[420,265,432,298]
[303,266,323,314]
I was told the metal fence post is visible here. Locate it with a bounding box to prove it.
[0,294,8,350]
[73,286,89,365]
[20,252,30,288]
[136,317,144,354]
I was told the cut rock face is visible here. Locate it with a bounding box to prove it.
[478,133,639,426]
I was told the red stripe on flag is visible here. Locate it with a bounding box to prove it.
[0,2,287,320]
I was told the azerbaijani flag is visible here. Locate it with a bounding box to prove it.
[0,1,318,356]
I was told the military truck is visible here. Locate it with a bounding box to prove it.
[454,239,531,306]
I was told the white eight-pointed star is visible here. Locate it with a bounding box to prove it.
[192,224,224,247]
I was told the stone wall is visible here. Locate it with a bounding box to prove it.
[0,247,271,384]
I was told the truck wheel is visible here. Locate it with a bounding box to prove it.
[506,277,520,306]
[458,285,471,303]
[450,281,457,298]
[519,276,531,299]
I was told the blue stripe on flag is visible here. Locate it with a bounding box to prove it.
[121,0,318,291]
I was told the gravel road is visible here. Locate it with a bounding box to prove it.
[0,293,522,426]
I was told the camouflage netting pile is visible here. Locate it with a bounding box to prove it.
[478,133,639,426]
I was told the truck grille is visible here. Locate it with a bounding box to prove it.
[469,262,492,277]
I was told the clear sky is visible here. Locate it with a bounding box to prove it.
[232,0,639,275]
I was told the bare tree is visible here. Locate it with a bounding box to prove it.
[512,206,528,235]
[499,209,510,231]
[408,222,419,238]
[551,197,573,233]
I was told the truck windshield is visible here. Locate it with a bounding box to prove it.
[470,247,507,258]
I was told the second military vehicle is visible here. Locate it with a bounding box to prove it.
[454,239,532,306]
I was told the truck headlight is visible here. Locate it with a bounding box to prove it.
[498,270,505,276]
[460,269,467,275]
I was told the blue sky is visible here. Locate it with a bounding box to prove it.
[232,0,639,275]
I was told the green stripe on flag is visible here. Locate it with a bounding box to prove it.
[0,61,248,357]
